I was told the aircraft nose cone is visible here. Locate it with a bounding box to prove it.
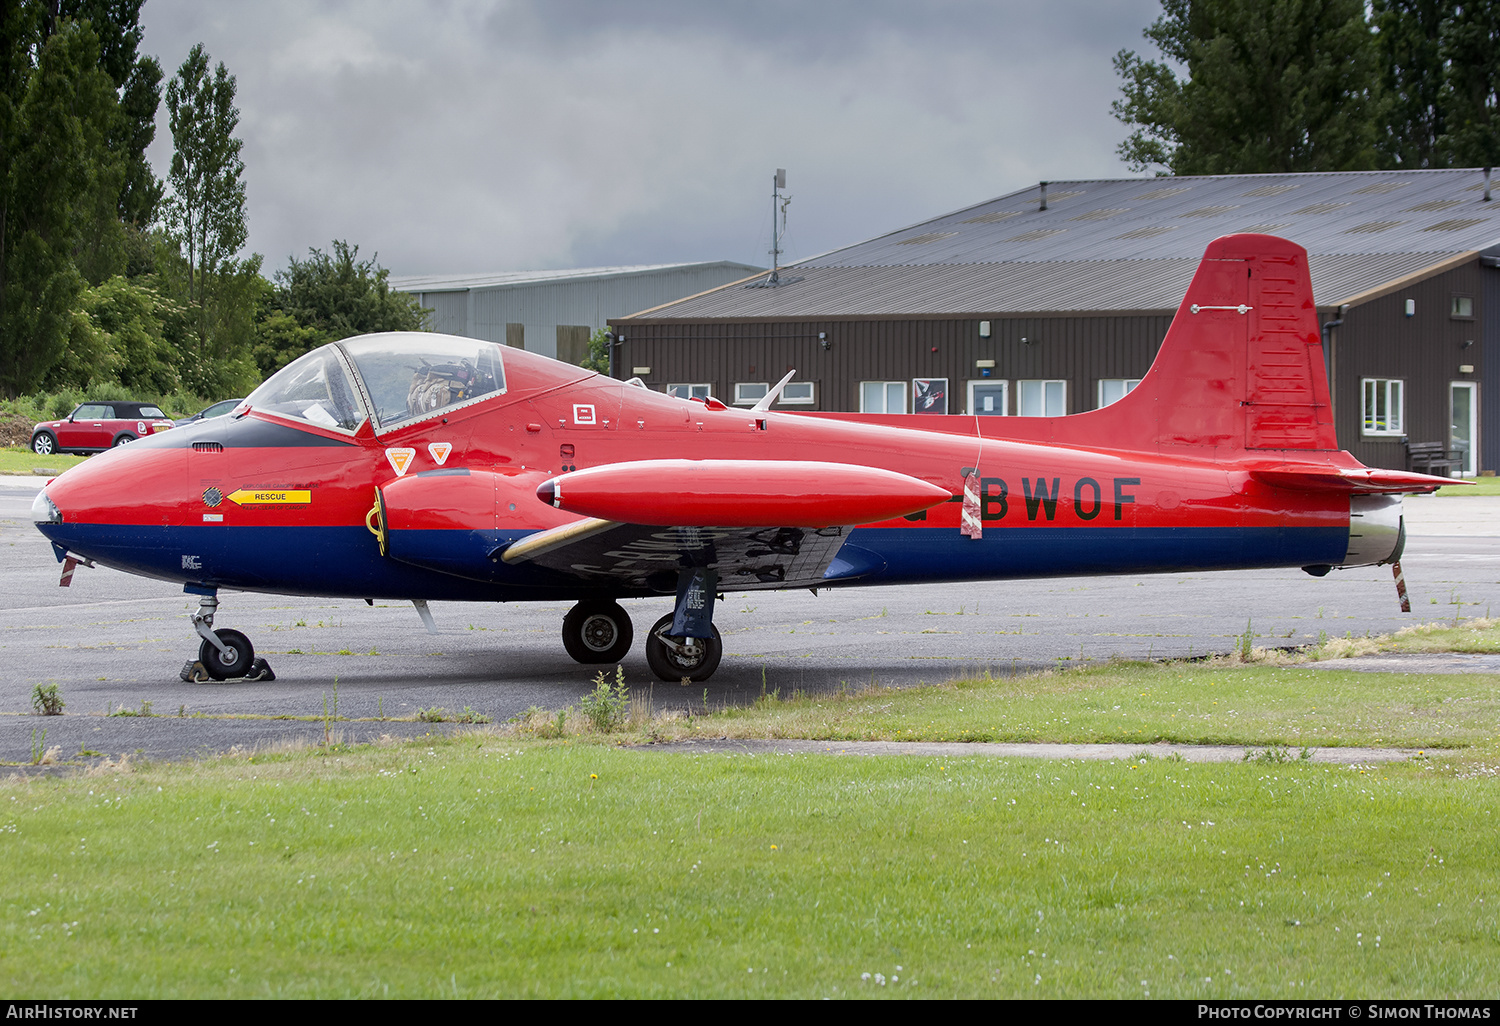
[31,487,61,524]
[535,478,560,507]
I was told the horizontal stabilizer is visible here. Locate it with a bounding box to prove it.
[1251,467,1464,494]
[535,460,952,527]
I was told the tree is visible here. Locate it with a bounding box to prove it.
[1437,3,1500,168]
[0,15,121,396]
[45,275,183,395]
[1371,0,1451,169]
[581,326,611,374]
[115,53,163,228]
[0,0,165,397]
[1113,0,1379,175]
[253,241,428,376]
[56,2,162,227]
[164,43,246,350]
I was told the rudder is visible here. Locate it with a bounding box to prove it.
[978,233,1337,455]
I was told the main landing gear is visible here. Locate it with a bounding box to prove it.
[561,570,725,683]
[180,588,275,683]
[561,599,634,663]
[644,614,722,683]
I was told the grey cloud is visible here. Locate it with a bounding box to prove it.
[139,0,1161,277]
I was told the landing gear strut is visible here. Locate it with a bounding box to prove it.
[561,600,634,663]
[645,614,722,683]
[180,588,274,682]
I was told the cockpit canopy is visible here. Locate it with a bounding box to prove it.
[244,334,507,434]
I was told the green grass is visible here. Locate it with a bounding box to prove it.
[5,622,1500,997]
[643,662,1500,750]
[0,446,90,476]
[1435,476,1500,496]
[3,736,1499,998]
[620,620,1500,750]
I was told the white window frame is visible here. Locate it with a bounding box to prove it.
[778,381,815,405]
[1361,378,1404,436]
[860,381,906,414]
[733,382,769,405]
[667,383,711,400]
[1018,379,1067,417]
[966,379,1009,416]
[1096,378,1141,409]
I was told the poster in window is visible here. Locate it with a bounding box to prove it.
[912,378,948,414]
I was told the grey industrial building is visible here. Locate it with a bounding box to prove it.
[612,169,1500,474]
[389,262,760,362]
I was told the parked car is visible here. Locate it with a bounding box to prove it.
[31,402,175,456]
[174,398,245,427]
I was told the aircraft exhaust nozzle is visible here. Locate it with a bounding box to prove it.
[1341,493,1405,568]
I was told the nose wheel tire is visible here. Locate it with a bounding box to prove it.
[199,629,254,680]
[562,600,634,663]
[31,432,56,456]
[644,614,722,683]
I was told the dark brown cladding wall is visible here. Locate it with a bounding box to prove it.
[1328,260,1485,471]
[612,314,1174,416]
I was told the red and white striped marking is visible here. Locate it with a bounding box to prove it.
[59,556,78,588]
[1392,561,1410,613]
[960,472,982,540]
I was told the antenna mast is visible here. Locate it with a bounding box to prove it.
[749,168,802,288]
[770,168,787,283]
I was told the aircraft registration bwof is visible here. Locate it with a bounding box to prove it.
[31,233,1454,683]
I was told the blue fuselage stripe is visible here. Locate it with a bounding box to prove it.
[38,522,1350,600]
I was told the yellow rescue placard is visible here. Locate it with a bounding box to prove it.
[228,488,311,505]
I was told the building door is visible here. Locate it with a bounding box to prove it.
[1451,381,1478,477]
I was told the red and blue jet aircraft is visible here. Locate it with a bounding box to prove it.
[32,234,1454,683]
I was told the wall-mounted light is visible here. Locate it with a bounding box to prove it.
[1405,299,1415,317]
[632,366,651,375]
[1461,340,1475,349]
[818,331,830,351]
[1460,364,1475,374]
[979,320,991,338]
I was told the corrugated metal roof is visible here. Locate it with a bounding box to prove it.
[390,261,761,293]
[625,169,1500,319]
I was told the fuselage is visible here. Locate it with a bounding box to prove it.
[33,336,1368,603]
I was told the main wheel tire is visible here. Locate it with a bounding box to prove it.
[112,433,136,447]
[31,432,56,456]
[199,628,254,681]
[644,613,722,683]
[561,600,634,663]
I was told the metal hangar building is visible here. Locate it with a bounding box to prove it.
[611,169,1500,474]
[388,261,760,363]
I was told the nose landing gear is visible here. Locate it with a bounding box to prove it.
[180,588,275,682]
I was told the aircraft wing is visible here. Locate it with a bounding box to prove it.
[502,519,858,591]
[500,459,953,591]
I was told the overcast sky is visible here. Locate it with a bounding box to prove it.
[139,0,1165,277]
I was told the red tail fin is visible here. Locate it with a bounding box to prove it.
[982,233,1337,454]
